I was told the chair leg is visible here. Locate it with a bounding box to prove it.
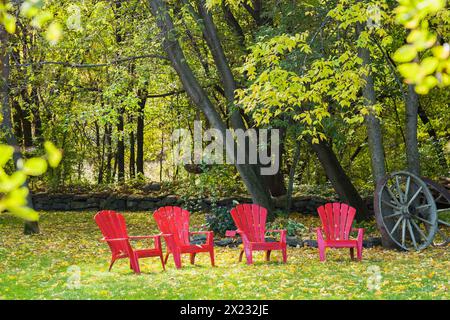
[245,248,253,265]
[130,256,141,274]
[357,244,363,261]
[190,253,196,265]
[159,253,166,271]
[350,247,355,260]
[108,257,116,271]
[265,250,271,261]
[209,249,215,267]
[282,247,287,263]
[173,252,182,269]
[238,249,244,262]
[318,246,326,262]
[164,252,170,264]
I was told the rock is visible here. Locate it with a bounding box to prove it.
[363,237,382,248]
[286,236,303,248]
[161,195,178,206]
[73,194,89,200]
[190,234,207,245]
[142,183,161,192]
[214,238,233,247]
[30,193,377,217]
[303,239,318,248]
[51,202,70,211]
[70,201,89,210]
[137,201,157,210]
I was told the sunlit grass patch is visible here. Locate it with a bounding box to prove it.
[0,212,448,299]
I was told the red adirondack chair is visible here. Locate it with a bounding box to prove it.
[226,204,287,265]
[94,210,165,274]
[316,203,364,261]
[153,206,215,269]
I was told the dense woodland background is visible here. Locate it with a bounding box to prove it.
[1,0,449,223]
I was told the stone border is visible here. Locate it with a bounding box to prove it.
[32,192,374,215]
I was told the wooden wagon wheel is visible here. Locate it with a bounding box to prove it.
[374,171,438,251]
[421,178,450,246]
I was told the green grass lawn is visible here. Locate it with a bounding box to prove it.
[0,211,448,300]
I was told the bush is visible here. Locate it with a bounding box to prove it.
[205,205,235,237]
[267,218,306,237]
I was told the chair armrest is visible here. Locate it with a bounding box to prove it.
[189,231,211,235]
[266,229,287,243]
[316,227,325,242]
[355,228,364,244]
[99,237,128,242]
[190,231,214,245]
[225,230,237,237]
[159,233,179,252]
[129,235,161,240]
[226,229,251,246]
[129,234,163,249]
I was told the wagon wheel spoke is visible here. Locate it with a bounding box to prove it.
[404,176,411,202]
[406,220,418,250]
[386,186,402,206]
[395,176,405,203]
[416,204,432,212]
[407,186,423,206]
[401,219,406,247]
[434,194,443,203]
[409,219,427,243]
[413,215,434,226]
[384,211,402,219]
[382,200,401,211]
[438,219,450,227]
[389,216,403,235]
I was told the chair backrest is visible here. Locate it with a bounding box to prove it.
[94,210,131,256]
[153,206,190,246]
[317,202,356,240]
[230,204,267,242]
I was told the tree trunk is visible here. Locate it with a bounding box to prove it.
[95,121,104,184]
[31,88,43,142]
[405,85,420,175]
[21,91,34,148]
[262,133,287,197]
[310,140,370,221]
[129,128,136,179]
[0,26,39,234]
[105,124,113,183]
[12,100,23,144]
[149,0,274,217]
[117,109,125,182]
[286,139,301,212]
[136,92,147,176]
[356,22,386,184]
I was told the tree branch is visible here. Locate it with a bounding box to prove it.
[13,54,169,68]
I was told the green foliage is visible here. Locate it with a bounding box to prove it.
[205,205,235,237]
[0,142,61,221]
[1,0,448,201]
[1,0,62,43]
[393,0,450,93]
[268,218,306,237]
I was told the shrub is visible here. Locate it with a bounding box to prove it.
[267,218,306,237]
[205,205,235,237]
